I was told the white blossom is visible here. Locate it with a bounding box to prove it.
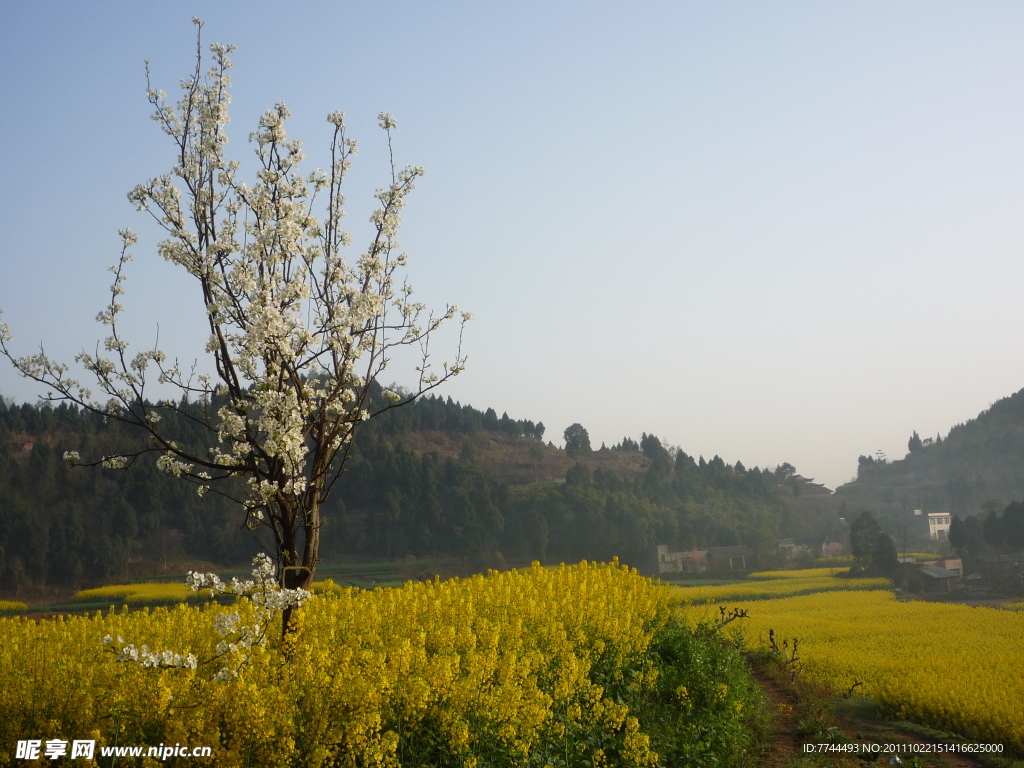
[157,454,192,477]
[113,643,196,670]
[110,554,306,678]
[102,455,129,470]
[212,611,241,637]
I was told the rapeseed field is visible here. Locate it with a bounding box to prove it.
[0,561,765,767]
[724,589,1024,751]
[747,567,846,579]
[71,582,196,606]
[668,570,889,603]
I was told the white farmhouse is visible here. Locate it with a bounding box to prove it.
[927,512,952,541]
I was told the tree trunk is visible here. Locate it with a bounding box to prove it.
[280,497,319,640]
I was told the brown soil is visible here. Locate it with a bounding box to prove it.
[391,429,653,485]
[754,665,804,768]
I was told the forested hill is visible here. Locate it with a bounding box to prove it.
[837,386,1024,516]
[1,390,820,589]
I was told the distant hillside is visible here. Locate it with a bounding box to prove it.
[0,389,830,591]
[836,386,1024,520]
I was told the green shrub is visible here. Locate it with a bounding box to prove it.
[631,617,771,767]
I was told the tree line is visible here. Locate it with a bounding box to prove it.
[948,500,1024,557]
[1,393,805,589]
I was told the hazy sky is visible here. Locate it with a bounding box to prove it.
[3,1,1024,490]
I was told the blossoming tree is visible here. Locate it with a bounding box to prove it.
[0,20,468,629]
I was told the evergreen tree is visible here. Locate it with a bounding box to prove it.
[1003,501,1024,551]
[908,430,923,453]
[563,424,592,458]
[950,513,983,557]
[871,530,899,574]
[983,510,1004,548]
[949,514,967,552]
[850,511,882,563]
[565,463,591,488]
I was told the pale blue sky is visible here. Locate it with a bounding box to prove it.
[3,1,1024,489]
